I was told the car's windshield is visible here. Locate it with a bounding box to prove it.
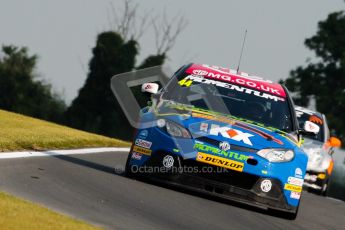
[161,67,294,132]
[295,109,324,142]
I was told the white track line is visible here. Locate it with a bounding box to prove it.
[326,196,344,203]
[0,147,130,159]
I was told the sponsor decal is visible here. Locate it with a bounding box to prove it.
[133,145,152,156]
[194,143,250,162]
[261,170,268,175]
[260,180,272,192]
[290,192,301,200]
[288,177,304,186]
[192,112,284,146]
[200,122,209,132]
[182,75,285,102]
[185,64,286,97]
[305,121,320,133]
[219,141,230,151]
[196,152,244,172]
[135,139,152,149]
[201,64,273,84]
[138,130,148,139]
[162,155,174,168]
[209,124,254,146]
[131,152,142,160]
[295,168,303,178]
[284,184,302,193]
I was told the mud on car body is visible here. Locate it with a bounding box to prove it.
[125,63,316,219]
[295,106,341,195]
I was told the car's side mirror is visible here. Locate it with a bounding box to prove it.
[141,83,159,94]
[328,136,342,148]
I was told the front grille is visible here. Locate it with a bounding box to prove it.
[182,159,259,190]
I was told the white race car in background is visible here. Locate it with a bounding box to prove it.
[295,106,341,195]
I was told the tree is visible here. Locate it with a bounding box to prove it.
[282,11,345,140]
[0,45,66,122]
[108,0,187,63]
[65,1,187,140]
[64,32,138,139]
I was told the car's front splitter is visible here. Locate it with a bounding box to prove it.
[133,169,297,214]
[128,152,298,214]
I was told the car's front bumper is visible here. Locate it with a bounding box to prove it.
[303,171,328,190]
[129,151,298,213]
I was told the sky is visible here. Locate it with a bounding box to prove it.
[0,0,344,104]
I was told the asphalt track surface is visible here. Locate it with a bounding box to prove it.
[0,151,344,230]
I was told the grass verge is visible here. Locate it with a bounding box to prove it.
[0,109,130,152]
[0,191,101,230]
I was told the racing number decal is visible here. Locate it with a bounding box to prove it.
[178,79,193,87]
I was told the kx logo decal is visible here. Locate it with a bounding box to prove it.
[202,124,254,146]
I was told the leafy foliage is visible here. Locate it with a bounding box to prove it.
[64,32,166,140]
[0,45,66,122]
[282,11,345,140]
[64,32,137,139]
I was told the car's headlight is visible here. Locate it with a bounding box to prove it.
[257,149,294,162]
[157,119,191,138]
[321,159,330,171]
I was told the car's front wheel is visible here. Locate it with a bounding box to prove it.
[320,179,329,196]
[125,152,135,178]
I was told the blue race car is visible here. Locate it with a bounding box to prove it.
[125,63,317,219]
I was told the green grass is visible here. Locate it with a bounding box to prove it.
[0,191,102,230]
[0,109,130,229]
[0,109,130,152]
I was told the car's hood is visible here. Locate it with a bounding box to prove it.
[156,104,298,150]
[302,138,331,171]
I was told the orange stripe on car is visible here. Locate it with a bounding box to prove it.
[327,160,334,175]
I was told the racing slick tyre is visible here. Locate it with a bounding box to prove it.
[320,180,329,196]
[125,153,135,178]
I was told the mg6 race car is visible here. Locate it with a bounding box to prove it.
[295,106,341,195]
[125,63,317,219]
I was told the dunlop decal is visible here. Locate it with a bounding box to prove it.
[284,183,302,193]
[133,145,152,156]
[196,152,244,172]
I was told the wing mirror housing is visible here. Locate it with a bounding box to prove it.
[141,83,159,94]
[328,136,342,148]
